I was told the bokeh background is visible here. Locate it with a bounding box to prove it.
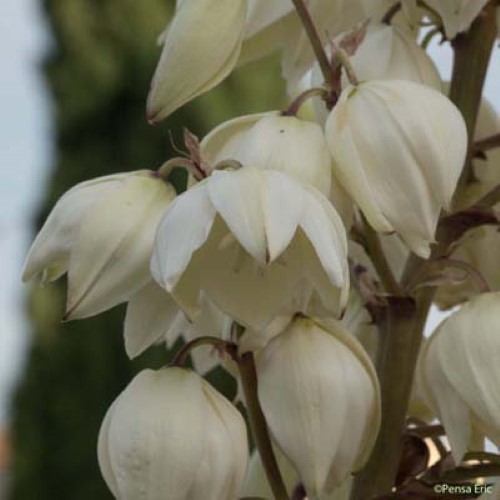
[1,1,499,498]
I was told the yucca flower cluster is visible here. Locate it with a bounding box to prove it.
[23,0,500,499]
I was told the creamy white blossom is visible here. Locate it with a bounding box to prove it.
[256,316,380,496]
[425,0,489,39]
[151,166,349,330]
[326,79,467,257]
[201,111,353,225]
[419,293,500,462]
[147,0,247,122]
[98,368,248,500]
[23,171,175,321]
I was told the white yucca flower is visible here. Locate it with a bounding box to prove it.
[151,166,349,330]
[419,293,500,462]
[425,0,489,39]
[326,79,467,258]
[147,0,247,122]
[98,368,248,500]
[256,316,380,496]
[201,111,353,226]
[23,171,175,321]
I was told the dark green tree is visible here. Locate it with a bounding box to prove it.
[9,1,283,498]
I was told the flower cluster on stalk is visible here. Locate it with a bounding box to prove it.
[22,0,500,499]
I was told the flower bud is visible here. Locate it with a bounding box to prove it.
[256,316,380,496]
[425,0,489,39]
[326,80,467,257]
[23,171,175,320]
[98,368,248,500]
[147,0,246,122]
[419,293,500,462]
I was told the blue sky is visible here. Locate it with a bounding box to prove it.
[0,2,499,424]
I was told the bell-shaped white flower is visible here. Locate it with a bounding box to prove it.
[147,0,247,122]
[23,171,176,320]
[326,79,467,258]
[343,23,441,90]
[201,112,353,227]
[98,368,248,500]
[425,0,489,39]
[151,166,349,330]
[256,316,380,496]
[419,293,500,462]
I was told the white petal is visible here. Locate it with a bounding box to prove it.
[299,186,348,289]
[172,218,309,329]
[106,369,206,500]
[207,168,268,263]
[232,115,332,194]
[97,401,119,498]
[66,174,174,319]
[22,173,127,283]
[124,281,179,359]
[200,112,273,165]
[151,182,216,290]
[147,0,246,122]
[422,334,472,462]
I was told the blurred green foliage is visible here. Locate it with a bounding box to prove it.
[9,0,284,498]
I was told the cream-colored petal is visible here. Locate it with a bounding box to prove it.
[426,0,489,39]
[124,281,179,359]
[299,186,348,289]
[106,369,206,500]
[232,115,332,194]
[207,168,268,263]
[66,174,174,319]
[200,112,274,165]
[199,380,248,500]
[97,400,119,498]
[147,0,246,122]
[422,333,472,462]
[172,218,309,329]
[22,173,128,283]
[151,181,216,291]
[326,105,394,234]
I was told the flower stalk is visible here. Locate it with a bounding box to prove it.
[238,351,290,500]
[290,0,333,86]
